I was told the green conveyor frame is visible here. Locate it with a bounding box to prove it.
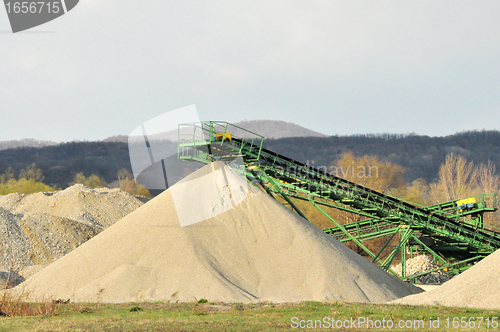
[178,121,500,282]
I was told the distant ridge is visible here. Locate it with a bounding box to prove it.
[4,129,499,189]
[101,120,327,142]
[234,120,327,139]
[0,138,58,151]
[102,135,128,143]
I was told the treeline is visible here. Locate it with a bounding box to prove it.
[1,130,500,195]
[0,163,150,197]
[264,130,500,183]
[0,138,57,151]
[0,164,56,195]
[0,141,131,189]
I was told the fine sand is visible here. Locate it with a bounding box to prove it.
[10,162,422,303]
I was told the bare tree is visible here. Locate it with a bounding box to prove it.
[19,163,44,182]
[477,161,500,194]
[476,161,500,228]
[0,167,15,184]
[429,153,478,203]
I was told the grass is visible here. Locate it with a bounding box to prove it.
[0,289,56,318]
[0,301,498,331]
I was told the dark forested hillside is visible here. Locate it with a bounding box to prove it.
[1,130,500,189]
[0,142,131,188]
[263,130,500,183]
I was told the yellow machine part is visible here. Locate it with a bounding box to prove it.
[456,197,476,206]
[215,132,232,141]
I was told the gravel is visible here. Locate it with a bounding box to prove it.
[0,184,144,229]
[391,255,452,285]
[0,185,145,283]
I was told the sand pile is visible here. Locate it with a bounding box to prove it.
[11,162,422,303]
[393,250,500,309]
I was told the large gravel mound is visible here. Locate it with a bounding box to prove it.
[11,162,422,303]
[0,208,31,270]
[0,185,142,229]
[0,185,144,284]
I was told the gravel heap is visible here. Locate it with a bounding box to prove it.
[9,162,423,303]
[0,208,32,271]
[0,185,143,229]
[391,255,452,284]
[392,249,500,309]
[0,185,144,286]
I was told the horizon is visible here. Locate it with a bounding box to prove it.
[2,120,499,145]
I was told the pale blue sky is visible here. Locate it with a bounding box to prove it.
[1,1,499,142]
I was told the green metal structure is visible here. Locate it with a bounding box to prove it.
[178,121,500,282]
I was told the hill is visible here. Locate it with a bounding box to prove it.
[0,138,58,150]
[1,130,500,188]
[102,135,128,143]
[102,120,327,142]
[233,120,327,139]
